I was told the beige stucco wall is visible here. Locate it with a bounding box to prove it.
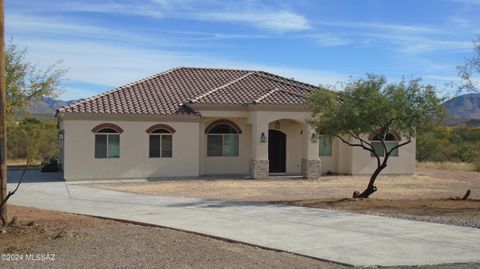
[350,136,416,175]
[60,110,416,180]
[62,119,200,180]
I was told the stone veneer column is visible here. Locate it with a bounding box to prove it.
[249,159,269,179]
[301,159,321,179]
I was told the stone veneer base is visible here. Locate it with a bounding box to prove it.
[249,159,269,179]
[301,159,322,179]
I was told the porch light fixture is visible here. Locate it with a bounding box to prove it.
[311,133,318,143]
[260,132,267,143]
[274,121,281,129]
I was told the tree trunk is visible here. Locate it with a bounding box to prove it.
[353,164,386,198]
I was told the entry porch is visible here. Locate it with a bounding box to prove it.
[198,110,321,179]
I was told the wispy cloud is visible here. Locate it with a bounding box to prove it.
[315,20,444,34]
[306,33,351,46]
[50,0,310,32]
[201,10,309,31]
[364,32,472,54]
[446,0,480,5]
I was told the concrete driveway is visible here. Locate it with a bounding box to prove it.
[7,170,480,267]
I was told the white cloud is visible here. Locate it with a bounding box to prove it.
[6,13,157,44]
[201,10,310,31]
[36,0,310,32]
[306,33,351,47]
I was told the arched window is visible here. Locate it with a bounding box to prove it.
[147,127,174,158]
[207,122,240,157]
[370,131,400,157]
[94,127,121,159]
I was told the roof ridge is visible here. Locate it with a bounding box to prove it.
[58,67,180,112]
[252,88,280,104]
[177,66,257,73]
[189,71,256,103]
[254,71,317,91]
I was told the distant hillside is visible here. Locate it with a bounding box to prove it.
[443,93,480,126]
[26,97,78,118]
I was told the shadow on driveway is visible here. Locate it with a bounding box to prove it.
[7,168,64,183]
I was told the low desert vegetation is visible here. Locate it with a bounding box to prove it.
[416,126,480,171]
[416,161,477,172]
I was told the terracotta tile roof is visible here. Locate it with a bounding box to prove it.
[58,67,316,115]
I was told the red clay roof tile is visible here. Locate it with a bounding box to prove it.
[58,67,316,115]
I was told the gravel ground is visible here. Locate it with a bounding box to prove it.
[368,212,480,228]
[276,198,480,229]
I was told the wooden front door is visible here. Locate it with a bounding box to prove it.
[268,130,286,173]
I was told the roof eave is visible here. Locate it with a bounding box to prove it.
[60,112,201,122]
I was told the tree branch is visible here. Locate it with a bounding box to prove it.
[0,159,29,225]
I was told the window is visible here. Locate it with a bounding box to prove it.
[319,135,332,156]
[370,132,399,157]
[207,123,239,156]
[149,129,173,158]
[95,128,120,158]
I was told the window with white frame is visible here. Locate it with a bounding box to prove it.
[149,129,173,158]
[371,132,399,157]
[207,123,239,156]
[95,128,120,158]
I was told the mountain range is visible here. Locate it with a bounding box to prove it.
[26,93,480,125]
[442,93,480,125]
[26,97,78,118]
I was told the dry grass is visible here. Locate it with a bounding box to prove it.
[7,159,41,166]
[90,170,480,202]
[416,161,477,172]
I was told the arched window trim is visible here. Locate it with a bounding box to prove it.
[92,123,124,134]
[368,129,400,158]
[368,129,401,141]
[146,124,176,134]
[205,120,242,134]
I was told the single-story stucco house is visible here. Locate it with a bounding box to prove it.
[56,67,415,181]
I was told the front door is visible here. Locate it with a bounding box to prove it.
[268,130,286,173]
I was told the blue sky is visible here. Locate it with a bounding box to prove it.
[6,0,480,100]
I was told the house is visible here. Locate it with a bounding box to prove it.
[56,67,415,181]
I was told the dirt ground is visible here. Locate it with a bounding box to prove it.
[1,205,478,269]
[0,205,338,269]
[90,168,480,228]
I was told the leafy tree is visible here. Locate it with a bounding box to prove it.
[416,131,441,161]
[6,40,66,117]
[308,75,444,198]
[1,40,66,225]
[7,118,58,160]
[458,36,480,92]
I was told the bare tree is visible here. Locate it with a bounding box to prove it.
[458,36,480,92]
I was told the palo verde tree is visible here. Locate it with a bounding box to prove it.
[458,36,480,92]
[1,40,66,226]
[6,40,66,117]
[308,74,445,198]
